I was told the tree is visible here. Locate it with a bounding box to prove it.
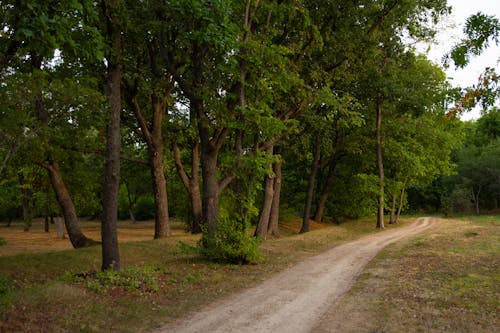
[101,0,123,270]
[0,0,103,247]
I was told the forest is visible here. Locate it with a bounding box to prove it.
[1,0,499,269]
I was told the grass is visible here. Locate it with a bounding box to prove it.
[320,215,500,332]
[2,215,497,332]
[0,216,400,332]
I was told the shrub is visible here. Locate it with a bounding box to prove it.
[0,238,6,246]
[134,196,156,221]
[74,266,160,295]
[199,217,263,264]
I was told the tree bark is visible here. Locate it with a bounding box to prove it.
[376,94,385,229]
[473,186,481,215]
[173,141,202,234]
[201,150,221,235]
[301,135,321,234]
[124,182,136,223]
[395,178,407,224]
[101,0,122,271]
[150,145,170,237]
[255,146,275,239]
[268,157,282,237]
[18,172,32,232]
[44,161,97,248]
[389,193,397,224]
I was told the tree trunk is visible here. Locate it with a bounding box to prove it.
[473,186,481,215]
[301,135,321,234]
[45,161,97,248]
[255,172,274,239]
[313,163,337,222]
[376,95,385,229]
[268,157,282,237]
[389,193,397,224]
[101,0,122,271]
[255,146,275,239]
[190,181,203,234]
[150,146,170,238]
[124,184,137,223]
[18,172,32,232]
[173,141,203,234]
[395,178,407,224]
[201,150,221,236]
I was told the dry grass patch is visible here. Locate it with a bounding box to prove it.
[315,216,500,333]
[0,217,409,332]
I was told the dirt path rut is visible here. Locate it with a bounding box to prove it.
[155,217,435,333]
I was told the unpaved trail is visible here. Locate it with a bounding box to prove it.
[155,217,436,333]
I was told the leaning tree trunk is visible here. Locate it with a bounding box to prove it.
[255,146,275,239]
[301,135,321,234]
[313,153,340,222]
[389,193,397,224]
[101,0,122,271]
[45,161,97,248]
[395,178,407,224]
[267,156,282,238]
[376,95,385,229]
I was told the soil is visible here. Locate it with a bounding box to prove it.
[154,217,435,333]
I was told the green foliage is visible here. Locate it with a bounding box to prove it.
[133,196,156,221]
[199,217,263,264]
[0,238,6,246]
[74,266,160,295]
[449,12,500,68]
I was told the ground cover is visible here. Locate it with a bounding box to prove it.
[314,215,500,333]
[0,217,402,332]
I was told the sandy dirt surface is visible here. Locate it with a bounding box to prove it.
[155,217,436,333]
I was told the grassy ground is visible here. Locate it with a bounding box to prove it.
[1,216,498,332]
[0,217,402,333]
[317,215,500,333]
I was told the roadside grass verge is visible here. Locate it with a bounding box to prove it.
[0,217,406,332]
[318,215,500,333]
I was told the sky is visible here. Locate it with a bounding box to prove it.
[422,0,500,120]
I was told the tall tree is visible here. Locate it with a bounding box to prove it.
[101,0,122,270]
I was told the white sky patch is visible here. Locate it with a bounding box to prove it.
[419,0,500,120]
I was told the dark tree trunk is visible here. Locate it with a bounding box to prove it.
[395,178,407,224]
[255,173,274,239]
[301,135,321,234]
[173,141,202,234]
[44,188,50,232]
[45,161,97,248]
[376,95,385,229]
[389,193,397,224]
[18,172,32,232]
[255,146,275,239]
[150,145,170,238]
[473,186,481,215]
[190,181,203,233]
[124,183,136,223]
[268,157,282,237]
[128,51,173,237]
[101,0,122,271]
[201,150,221,236]
[313,158,337,222]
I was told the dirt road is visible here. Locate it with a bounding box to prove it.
[155,217,435,333]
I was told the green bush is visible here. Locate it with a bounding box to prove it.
[0,238,6,246]
[134,196,155,221]
[199,217,263,264]
[75,266,160,294]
